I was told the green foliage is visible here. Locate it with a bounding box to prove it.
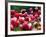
[14,27,20,31]
[11,5,36,13]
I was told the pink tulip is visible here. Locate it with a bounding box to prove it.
[19,17,25,23]
[11,17,17,22]
[11,19,19,27]
[10,24,14,31]
[23,21,28,25]
[30,15,36,21]
[23,12,28,17]
[21,8,26,12]
[29,8,33,12]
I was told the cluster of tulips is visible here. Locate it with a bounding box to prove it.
[10,7,41,31]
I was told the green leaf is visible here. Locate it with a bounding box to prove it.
[32,25,35,28]
[14,27,20,31]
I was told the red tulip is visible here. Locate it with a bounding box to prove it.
[11,20,16,26]
[19,13,23,17]
[11,10,15,15]
[11,10,16,18]
[11,20,19,27]
[19,19,24,23]
[15,13,20,17]
[25,17,29,21]
[22,21,29,30]
[15,21,19,27]
[11,10,19,18]
[23,24,29,30]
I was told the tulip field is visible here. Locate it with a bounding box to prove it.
[10,6,41,31]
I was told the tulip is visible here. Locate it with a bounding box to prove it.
[34,7,38,12]
[11,10,16,18]
[11,10,19,17]
[19,17,25,23]
[23,21,28,25]
[11,20,16,26]
[11,10,15,15]
[25,17,29,21]
[10,24,14,31]
[11,20,19,27]
[23,12,28,17]
[15,13,20,18]
[23,24,29,30]
[21,8,26,14]
[19,13,23,17]
[11,17,17,22]
[29,8,33,12]
[22,21,29,30]
[28,23,32,30]
[30,15,36,21]
[15,21,19,27]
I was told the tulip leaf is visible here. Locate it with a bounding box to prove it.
[32,25,35,28]
[14,27,20,31]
